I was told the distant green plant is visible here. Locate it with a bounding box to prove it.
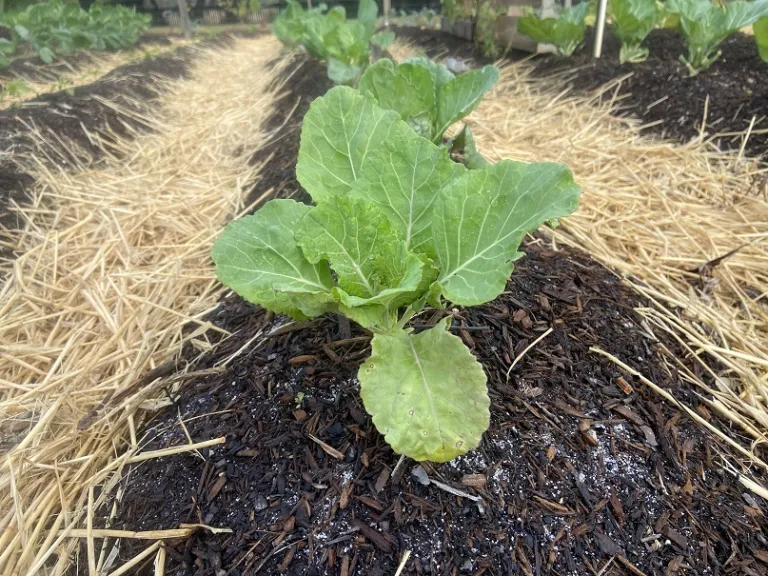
[0,0,150,68]
[609,0,665,63]
[667,0,768,74]
[272,0,394,85]
[441,0,458,24]
[756,15,768,62]
[219,0,261,21]
[475,0,503,57]
[0,77,30,100]
[517,2,590,56]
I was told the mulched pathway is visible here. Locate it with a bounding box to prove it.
[394,26,768,159]
[105,57,768,576]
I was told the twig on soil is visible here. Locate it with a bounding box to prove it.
[394,550,412,576]
[106,541,161,576]
[63,524,232,539]
[308,434,344,460]
[506,326,553,380]
[127,437,226,463]
[589,346,768,473]
[154,545,166,576]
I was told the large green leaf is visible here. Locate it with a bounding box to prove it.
[434,65,499,142]
[211,199,336,319]
[327,57,362,85]
[431,160,581,306]
[357,0,378,38]
[358,59,438,140]
[403,56,455,92]
[296,86,406,202]
[350,131,464,256]
[295,195,410,299]
[756,16,768,62]
[609,0,665,46]
[359,317,490,462]
[370,30,395,50]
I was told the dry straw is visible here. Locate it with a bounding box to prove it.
[467,62,768,465]
[0,36,290,575]
[0,39,191,110]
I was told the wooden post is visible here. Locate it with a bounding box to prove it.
[175,0,193,39]
[383,0,391,25]
[593,0,608,58]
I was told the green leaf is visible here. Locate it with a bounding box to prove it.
[447,124,487,170]
[327,57,362,85]
[431,160,581,306]
[756,16,768,63]
[370,30,395,50]
[211,199,336,320]
[38,46,55,64]
[296,85,406,202]
[403,55,455,91]
[609,0,665,49]
[359,317,490,462]
[517,3,589,56]
[358,58,437,139]
[350,130,464,256]
[295,195,410,299]
[435,65,499,142]
[334,253,438,330]
[14,24,31,41]
[357,0,378,37]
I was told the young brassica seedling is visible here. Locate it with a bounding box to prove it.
[272,0,395,85]
[358,57,499,168]
[667,0,768,75]
[609,0,665,63]
[212,86,581,462]
[517,2,590,57]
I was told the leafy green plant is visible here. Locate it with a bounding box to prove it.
[667,0,768,74]
[756,15,768,62]
[0,0,150,68]
[211,86,581,462]
[272,0,392,85]
[475,0,503,57]
[441,0,458,25]
[517,2,590,56]
[609,0,665,62]
[0,77,30,100]
[358,56,499,150]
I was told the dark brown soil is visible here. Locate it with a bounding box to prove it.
[106,58,768,576]
[393,26,768,159]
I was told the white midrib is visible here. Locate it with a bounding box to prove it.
[408,338,444,447]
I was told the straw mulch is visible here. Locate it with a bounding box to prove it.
[0,36,287,575]
[466,63,768,472]
[0,39,190,110]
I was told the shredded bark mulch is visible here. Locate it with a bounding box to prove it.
[105,58,768,576]
[393,26,768,159]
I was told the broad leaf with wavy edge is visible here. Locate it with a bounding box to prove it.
[296,195,411,299]
[350,131,464,256]
[358,59,437,139]
[431,159,581,306]
[359,317,489,462]
[435,65,499,142]
[296,86,407,202]
[211,199,336,320]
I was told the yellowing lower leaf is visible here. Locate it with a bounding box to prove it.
[359,318,489,462]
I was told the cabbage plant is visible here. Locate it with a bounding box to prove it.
[212,86,581,462]
[753,15,768,62]
[357,56,498,168]
[667,0,768,74]
[272,0,394,85]
[609,0,665,63]
[517,2,590,56]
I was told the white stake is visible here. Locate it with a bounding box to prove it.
[593,0,609,58]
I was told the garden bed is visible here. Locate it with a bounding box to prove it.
[393,26,768,158]
[107,57,768,576]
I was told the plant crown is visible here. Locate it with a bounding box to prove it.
[212,85,581,462]
[667,0,768,74]
[272,0,393,85]
[516,2,590,57]
[357,56,499,162]
[609,0,666,63]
